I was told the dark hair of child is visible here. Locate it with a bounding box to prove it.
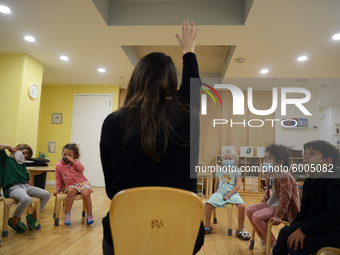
[63,143,80,159]
[304,140,339,165]
[265,144,290,168]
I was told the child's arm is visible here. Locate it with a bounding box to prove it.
[0,143,14,153]
[261,178,270,203]
[223,176,241,200]
[274,177,294,220]
[54,166,63,195]
[72,160,85,173]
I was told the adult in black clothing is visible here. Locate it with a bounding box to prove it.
[100,21,204,255]
[273,140,340,255]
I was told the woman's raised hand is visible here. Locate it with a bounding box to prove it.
[176,20,199,54]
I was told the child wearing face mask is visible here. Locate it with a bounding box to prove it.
[0,143,51,233]
[53,143,94,226]
[273,140,340,255]
[246,144,300,253]
[204,149,251,239]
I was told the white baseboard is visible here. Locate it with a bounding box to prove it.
[46,181,56,186]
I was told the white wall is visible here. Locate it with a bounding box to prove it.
[330,105,340,146]
[275,89,320,150]
[319,106,332,143]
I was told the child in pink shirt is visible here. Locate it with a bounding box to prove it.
[53,143,94,226]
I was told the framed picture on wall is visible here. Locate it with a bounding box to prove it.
[52,113,62,124]
[240,146,253,157]
[48,141,56,153]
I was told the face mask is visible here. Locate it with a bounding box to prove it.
[304,159,326,171]
[262,162,273,172]
[305,159,325,165]
[14,151,25,164]
[223,160,235,167]
[62,156,70,164]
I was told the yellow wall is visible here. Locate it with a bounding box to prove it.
[0,54,43,153]
[37,85,120,181]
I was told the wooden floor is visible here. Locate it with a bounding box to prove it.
[0,186,285,255]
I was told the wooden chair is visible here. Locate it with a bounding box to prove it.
[249,220,290,255]
[205,203,233,236]
[315,247,340,255]
[1,196,41,237]
[249,183,304,255]
[53,185,86,226]
[109,186,204,255]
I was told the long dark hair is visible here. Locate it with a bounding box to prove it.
[118,52,190,161]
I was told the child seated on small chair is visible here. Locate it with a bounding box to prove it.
[204,149,251,240]
[273,140,340,255]
[53,143,94,226]
[246,144,300,253]
[0,143,51,233]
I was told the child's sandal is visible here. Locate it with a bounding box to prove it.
[64,213,71,226]
[235,230,251,240]
[86,215,94,225]
[204,226,213,234]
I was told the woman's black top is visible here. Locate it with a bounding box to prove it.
[100,52,201,246]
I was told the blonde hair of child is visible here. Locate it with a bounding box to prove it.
[221,149,239,166]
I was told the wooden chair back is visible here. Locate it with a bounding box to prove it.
[109,186,204,255]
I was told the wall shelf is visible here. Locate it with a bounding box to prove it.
[283,127,310,130]
[215,155,303,194]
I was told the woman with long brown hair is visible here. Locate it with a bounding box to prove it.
[100,21,203,254]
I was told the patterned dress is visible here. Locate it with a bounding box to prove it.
[207,168,244,208]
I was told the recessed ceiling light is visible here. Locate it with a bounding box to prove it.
[24,36,35,42]
[98,68,106,73]
[318,101,320,104]
[0,5,11,14]
[260,69,269,74]
[332,33,340,40]
[60,56,69,61]
[297,56,308,61]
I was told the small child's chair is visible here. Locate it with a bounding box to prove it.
[109,186,203,255]
[1,196,41,237]
[53,183,86,226]
[315,247,340,255]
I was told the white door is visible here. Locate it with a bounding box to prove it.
[71,94,112,187]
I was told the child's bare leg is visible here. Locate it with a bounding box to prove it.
[65,188,78,213]
[204,203,213,228]
[81,188,92,215]
[236,203,246,231]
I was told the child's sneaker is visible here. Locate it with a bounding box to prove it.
[235,230,251,240]
[204,226,213,234]
[8,218,27,233]
[26,214,37,230]
[64,213,71,226]
[86,215,94,225]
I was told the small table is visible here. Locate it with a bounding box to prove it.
[26,166,55,186]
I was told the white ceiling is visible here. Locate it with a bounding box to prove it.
[0,0,339,108]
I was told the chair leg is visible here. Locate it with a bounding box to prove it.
[249,227,256,249]
[266,221,273,255]
[32,198,41,230]
[2,200,13,237]
[54,196,63,226]
[226,204,233,236]
[82,200,86,217]
[53,195,57,218]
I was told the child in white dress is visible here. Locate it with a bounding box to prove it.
[204,149,251,240]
